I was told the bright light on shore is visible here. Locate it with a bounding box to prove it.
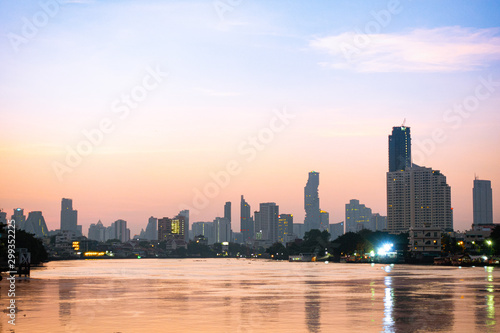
[377,243,394,256]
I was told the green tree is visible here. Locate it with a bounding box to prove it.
[266,242,288,259]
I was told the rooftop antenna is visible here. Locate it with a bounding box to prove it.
[401,118,406,127]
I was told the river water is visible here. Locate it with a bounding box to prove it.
[1,259,499,332]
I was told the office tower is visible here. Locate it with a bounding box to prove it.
[109,219,130,243]
[304,171,320,232]
[255,203,279,243]
[24,211,49,238]
[240,195,254,243]
[224,202,231,224]
[88,220,106,242]
[293,223,305,239]
[11,208,26,230]
[213,217,231,243]
[370,213,387,231]
[177,210,190,242]
[158,216,185,242]
[345,199,372,233]
[60,198,78,234]
[0,210,6,225]
[329,222,344,241]
[277,214,293,244]
[145,216,158,241]
[387,165,452,233]
[473,179,493,225]
[389,126,411,172]
[192,222,215,244]
[319,210,329,231]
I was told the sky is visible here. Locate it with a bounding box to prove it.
[1,0,499,236]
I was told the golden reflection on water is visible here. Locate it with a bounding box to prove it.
[0,259,499,332]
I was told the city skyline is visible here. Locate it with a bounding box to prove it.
[1,1,499,235]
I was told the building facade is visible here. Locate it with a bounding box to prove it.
[473,178,493,226]
[389,126,411,172]
[345,199,372,233]
[304,171,320,232]
[240,195,254,243]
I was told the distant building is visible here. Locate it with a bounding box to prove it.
[277,214,293,244]
[304,171,320,232]
[473,178,493,226]
[11,208,26,230]
[240,195,254,243]
[177,210,190,242]
[24,211,49,238]
[0,210,6,225]
[293,223,305,239]
[389,126,411,172]
[345,199,372,233]
[255,203,279,243]
[88,220,106,242]
[60,198,80,236]
[370,213,387,231]
[109,219,130,243]
[192,222,215,244]
[213,217,231,243]
[319,210,329,231]
[329,222,344,241]
[387,165,452,233]
[158,216,185,242]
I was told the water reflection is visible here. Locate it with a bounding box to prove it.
[58,281,74,324]
[383,275,394,333]
[305,281,321,333]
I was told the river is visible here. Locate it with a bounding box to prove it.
[1,259,499,332]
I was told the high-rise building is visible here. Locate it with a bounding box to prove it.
[329,222,344,241]
[192,222,215,244]
[240,195,254,243]
[60,198,79,235]
[224,202,231,224]
[387,165,452,233]
[213,217,231,243]
[158,216,185,242]
[304,171,320,232]
[24,211,49,238]
[345,199,372,233]
[109,219,130,243]
[370,213,387,231]
[145,216,158,241]
[88,220,106,242]
[11,208,26,230]
[177,210,190,242]
[277,214,293,244]
[473,179,493,225]
[0,210,7,225]
[319,210,329,231]
[389,126,411,172]
[255,203,279,243]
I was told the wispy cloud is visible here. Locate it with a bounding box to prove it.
[310,26,500,72]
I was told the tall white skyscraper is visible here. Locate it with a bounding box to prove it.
[473,178,493,225]
[387,165,452,233]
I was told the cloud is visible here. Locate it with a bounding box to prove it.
[310,26,500,72]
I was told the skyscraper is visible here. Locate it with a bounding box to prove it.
[319,210,329,231]
[389,126,411,172]
[145,216,158,241]
[277,214,293,244]
[60,198,78,234]
[158,216,185,242]
[255,203,279,243]
[11,208,26,230]
[192,222,215,244]
[473,179,493,226]
[304,171,320,232]
[177,210,190,242]
[213,217,231,243]
[387,165,452,233]
[88,220,106,242]
[240,195,254,243]
[345,199,372,233]
[24,211,49,238]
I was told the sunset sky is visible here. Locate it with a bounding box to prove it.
[1,0,499,236]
